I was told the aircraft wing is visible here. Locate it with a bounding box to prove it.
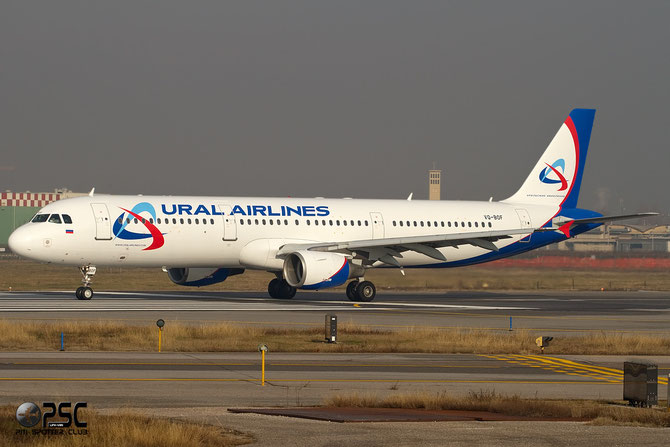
[276,228,533,266]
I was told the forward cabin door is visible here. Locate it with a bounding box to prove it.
[90,203,112,240]
[219,204,237,241]
[370,212,385,239]
[515,208,532,243]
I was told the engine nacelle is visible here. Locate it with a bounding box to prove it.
[283,250,361,290]
[166,267,244,287]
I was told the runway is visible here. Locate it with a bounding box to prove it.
[1,352,668,408]
[2,289,670,334]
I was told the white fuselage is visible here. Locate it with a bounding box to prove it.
[8,195,556,270]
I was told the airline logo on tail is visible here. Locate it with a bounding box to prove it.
[539,158,568,191]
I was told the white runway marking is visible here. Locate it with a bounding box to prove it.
[0,292,537,312]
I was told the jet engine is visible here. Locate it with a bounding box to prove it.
[166,267,244,287]
[282,250,362,290]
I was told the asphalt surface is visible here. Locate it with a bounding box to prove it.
[2,290,670,446]
[1,352,668,408]
[2,289,670,334]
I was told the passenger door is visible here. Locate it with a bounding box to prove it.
[370,212,385,239]
[90,203,112,240]
[219,204,237,241]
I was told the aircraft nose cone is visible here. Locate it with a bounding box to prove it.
[8,227,31,257]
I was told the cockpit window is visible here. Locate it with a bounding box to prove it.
[48,214,62,224]
[62,214,73,224]
[32,214,49,223]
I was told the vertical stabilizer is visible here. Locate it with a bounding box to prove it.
[503,109,595,209]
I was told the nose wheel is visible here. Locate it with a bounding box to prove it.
[76,286,94,300]
[76,265,97,300]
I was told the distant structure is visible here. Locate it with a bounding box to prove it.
[428,169,441,200]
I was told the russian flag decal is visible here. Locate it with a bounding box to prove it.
[65,229,74,234]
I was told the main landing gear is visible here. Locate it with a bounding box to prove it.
[268,277,297,299]
[75,265,96,300]
[346,280,376,302]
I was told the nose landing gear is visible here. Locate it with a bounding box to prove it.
[75,265,97,300]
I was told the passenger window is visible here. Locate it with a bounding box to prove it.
[48,214,62,224]
[441,222,445,227]
[350,220,354,226]
[461,222,465,227]
[393,221,396,226]
[427,221,431,227]
[179,218,183,224]
[314,220,318,226]
[343,220,347,226]
[255,219,259,225]
[172,218,177,224]
[284,219,289,225]
[295,219,299,225]
[187,218,191,224]
[210,219,214,224]
[475,222,478,227]
[488,222,492,228]
[195,218,199,224]
[365,221,369,226]
[277,219,281,226]
[306,220,310,226]
[336,220,340,226]
[399,221,403,227]
[62,214,73,224]
[262,219,266,225]
[329,220,333,226]
[357,220,361,226]
[270,219,274,225]
[134,218,138,224]
[468,222,472,227]
[31,214,49,223]
[420,221,424,227]
[447,222,451,227]
[118,217,123,224]
[413,221,417,227]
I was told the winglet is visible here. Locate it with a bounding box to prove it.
[88,187,95,197]
[407,193,413,201]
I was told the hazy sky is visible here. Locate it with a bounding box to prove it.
[1,1,668,215]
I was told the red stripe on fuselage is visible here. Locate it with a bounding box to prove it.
[120,207,165,250]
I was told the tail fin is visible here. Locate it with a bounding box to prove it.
[503,108,595,209]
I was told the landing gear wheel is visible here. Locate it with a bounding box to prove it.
[268,278,280,298]
[277,281,297,299]
[76,286,93,300]
[355,281,376,302]
[268,279,297,299]
[346,281,359,301]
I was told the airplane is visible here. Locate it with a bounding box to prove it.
[8,108,656,301]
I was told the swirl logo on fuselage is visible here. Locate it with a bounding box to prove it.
[112,202,165,250]
[539,158,568,191]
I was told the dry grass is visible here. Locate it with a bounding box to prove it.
[0,404,252,447]
[325,390,670,427]
[1,319,670,355]
[2,259,670,292]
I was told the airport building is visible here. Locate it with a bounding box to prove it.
[0,189,85,249]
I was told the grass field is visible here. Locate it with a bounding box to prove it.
[1,258,670,292]
[0,404,252,447]
[325,390,670,427]
[2,320,669,355]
